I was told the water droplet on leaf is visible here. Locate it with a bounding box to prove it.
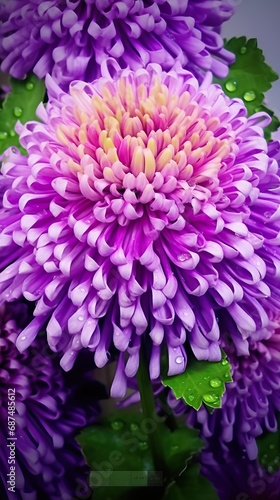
[26,82,34,90]
[13,106,23,118]
[111,420,124,431]
[138,441,148,451]
[130,423,139,432]
[243,91,256,102]
[9,130,16,137]
[0,131,8,140]
[225,80,237,92]
[203,393,219,404]
[240,46,247,54]
[221,358,229,366]
[210,378,222,388]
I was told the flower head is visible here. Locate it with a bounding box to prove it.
[168,314,280,460]
[0,301,99,499]
[0,0,236,88]
[201,445,280,500]
[0,65,280,395]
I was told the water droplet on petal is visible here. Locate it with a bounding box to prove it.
[13,106,23,118]
[177,253,191,262]
[0,131,8,140]
[78,316,84,321]
[175,356,184,364]
[221,358,229,366]
[203,393,219,404]
[138,441,148,451]
[130,423,139,431]
[111,420,124,431]
[243,90,256,102]
[264,211,272,218]
[20,335,27,341]
[240,46,247,54]
[210,378,222,388]
[26,82,34,90]
[225,80,237,92]
[79,287,86,293]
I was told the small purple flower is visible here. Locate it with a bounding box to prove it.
[168,314,280,460]
[201,446,280,500]
[0,0,236,88]
[0,65,279,395]
[0,301,99,500]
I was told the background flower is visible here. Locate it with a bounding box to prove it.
[200,445,280,500]
[0,65,279,395]
[0,0,236,89]
[0,301,101,500]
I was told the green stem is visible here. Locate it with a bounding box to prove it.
[137,346,166,476]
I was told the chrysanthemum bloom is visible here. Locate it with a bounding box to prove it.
[0,64,280,395]
[0,302,99,500]
[0,0,236,88]
[201,445,280,500]
[168,314,280,460]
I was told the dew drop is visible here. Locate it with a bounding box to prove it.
[78,316,84,322]
[13,106,23,118]
[177,253,191,262]
[240,46,247,54]
[203,393,219,404]
[175,356,184,364]
[0,131,8,140]
[20,335,27,341]
[138,441,148,451]
[79,287,86,293]
[186,394,195,403]
[243,90,256,102]
[210,378,222,388]
[221,358,229,366]
[264,211,272,218]
[130,423,139,432]
[9,130,16,137]
[111,420,124,431]
[224,372,231,380]
[225,80,237,92]
[26,82,34,90]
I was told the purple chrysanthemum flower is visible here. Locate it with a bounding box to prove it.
[0,0,236,88]
[0,65,280,395]
[168,314,280,460]
[201,446,280,500]
[0,302,99,500]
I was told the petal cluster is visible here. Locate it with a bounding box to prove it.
[201,445,280,500]
[0,65,280,392]
[0,0,236,88]
[0,302,98,499]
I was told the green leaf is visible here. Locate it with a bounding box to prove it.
[77,409,203,499]
[214,37,279,140]
[257,425,280,474]
[0,73,45,155]
[161,351,232,411]
[163,464,218,500]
